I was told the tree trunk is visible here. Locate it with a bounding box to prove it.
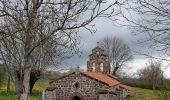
[30,71,40,94]
[20,68,31,100]
[6,75,10,93]
[19,20,34,99]
[14,72,21,100]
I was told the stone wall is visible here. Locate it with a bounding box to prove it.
[45,72,117,100]
[45,90,56,100]
[99,94,118,100]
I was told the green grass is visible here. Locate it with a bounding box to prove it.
[129,87,170,100]
[0,92,41,100]
[0,92,17,100]
[32,78,50,92]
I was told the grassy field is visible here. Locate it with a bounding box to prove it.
[0,92,41,100]
[1,79,170,100]
[128,87,170,100]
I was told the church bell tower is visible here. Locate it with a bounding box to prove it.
[87,43,110,74]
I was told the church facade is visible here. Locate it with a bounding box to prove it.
[45,46,131,100]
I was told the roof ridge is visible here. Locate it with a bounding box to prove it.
[49,72,76,84]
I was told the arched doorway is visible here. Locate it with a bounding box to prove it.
[71,96,81,100]
[68,92,85,100]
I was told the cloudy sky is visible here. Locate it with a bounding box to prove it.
[49,0,170,78]
[57,16,170,78]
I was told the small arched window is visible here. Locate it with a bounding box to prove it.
[92,63,96,72]
[100,63,104,72]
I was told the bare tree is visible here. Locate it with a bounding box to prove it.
[0,0,121,99]
[120,0,170,61]
[138,60,164,90]
[100,36,133,75]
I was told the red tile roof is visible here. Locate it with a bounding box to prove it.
[84,72,120,87]
[119,84,131,90]
[108,74,118,80]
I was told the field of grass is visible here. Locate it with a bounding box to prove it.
[0,92,41,100]
[128,87,170,100]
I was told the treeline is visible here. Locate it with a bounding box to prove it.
[120,78,170,90]
[120,60,170,90]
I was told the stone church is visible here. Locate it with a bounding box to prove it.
[45,45,131,100]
